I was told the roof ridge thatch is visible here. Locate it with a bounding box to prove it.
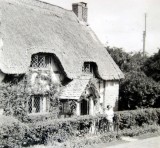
[6,0,72,12]
[1,0,77,22]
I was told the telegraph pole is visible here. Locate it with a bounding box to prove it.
[143,13,147,57]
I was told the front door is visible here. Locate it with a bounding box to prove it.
[81,99,89,115]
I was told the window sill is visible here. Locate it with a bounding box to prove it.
[29,67,51,71]
[28,112,49,116]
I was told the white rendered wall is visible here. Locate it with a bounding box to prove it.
[104,81,119,111]
[99,80,105,104]
[42,96,47,112]
[0,38,5,83]
[50,58,64,83]
[0,109,3,115]
[95,80,105,113]
[0,70,5,83]
[89,97,94,115]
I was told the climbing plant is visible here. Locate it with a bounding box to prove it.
[0,78,29,122]
[0,69,61,122]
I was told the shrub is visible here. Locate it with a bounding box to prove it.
[29,113,58,123]
[60,124,160,148]
[115,108,160,130]
[120,124,160,137]
[48,132,117,148]
[3,108,159,147]
[26,118,75,146]
[25,108,160,146]
[0,115,28,148]
[26,115,103,146]
[119,72,160,110]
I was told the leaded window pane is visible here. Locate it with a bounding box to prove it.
[30,54,51,68]
[31,55,39,67]
[38,56,46,68]
[28,97,32,113]
[28,95,50,114]
[34,96,40,113]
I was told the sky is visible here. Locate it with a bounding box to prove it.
[41,0,160,55]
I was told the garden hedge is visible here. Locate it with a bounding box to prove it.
[1,108,160,147]
[0,115,28,148]
[25,108,160,146]
[115,108,160,129]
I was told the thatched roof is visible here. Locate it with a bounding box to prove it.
[0,0,124,80]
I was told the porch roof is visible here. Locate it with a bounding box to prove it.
[59,78,90,100]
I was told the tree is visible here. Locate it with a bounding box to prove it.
[106,47,147,73]
[106,47,131,73]
[106,46,160,110]
[129,52,147,72]
[119,71,160,110]
[143,49,160,82]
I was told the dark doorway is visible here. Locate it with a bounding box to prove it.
[81,99,89,115]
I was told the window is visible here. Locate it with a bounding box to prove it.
[28,95,50,114]
[62,101,70,114]
[31,54,51,68]
[82,62,93,73]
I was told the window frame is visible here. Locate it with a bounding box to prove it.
[30,54,52,69]
[82,62,95,74]
[27,95,50,114]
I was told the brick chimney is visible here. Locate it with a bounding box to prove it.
[72,2,88,22]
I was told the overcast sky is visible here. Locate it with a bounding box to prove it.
[41,0,160,55]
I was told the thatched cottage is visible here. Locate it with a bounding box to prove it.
[0,0,124,116]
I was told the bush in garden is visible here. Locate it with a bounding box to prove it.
[120,124,160,137]
[1,108,160,147]
[0,115,28,148]
[119,71,160,110]
[24,108,160,146]
[114,108,160,130]
[61,124,160,148]
[0,81,31,122]
[26,115,103,146]
[26,118,75,146]
[49,132,117,148]
[29,113,58,123]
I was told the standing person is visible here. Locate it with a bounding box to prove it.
[105,105,114,132]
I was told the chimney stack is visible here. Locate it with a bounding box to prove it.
[72,2,88,22]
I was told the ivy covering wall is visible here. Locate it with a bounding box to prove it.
[0,70,60,122]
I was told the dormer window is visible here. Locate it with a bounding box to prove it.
[82,62,94,74]
[82,62,99,78]
[30,53,51,68]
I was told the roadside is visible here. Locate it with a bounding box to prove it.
[106,136,160,148]
[86,132,160,148]
[28,132,160,148]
